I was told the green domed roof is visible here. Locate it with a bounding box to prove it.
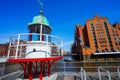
[28,11,50,27]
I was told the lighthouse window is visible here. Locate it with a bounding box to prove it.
[31,33,39,41]
[42,26,51,34]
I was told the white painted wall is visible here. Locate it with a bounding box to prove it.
[25,41,51,58]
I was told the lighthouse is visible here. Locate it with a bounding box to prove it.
[26,10,52,58]
[7,0,63,80]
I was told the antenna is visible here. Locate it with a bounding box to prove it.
[38,0,43,10]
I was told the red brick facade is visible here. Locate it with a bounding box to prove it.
[0,43,9,56]
[73,14,120,60]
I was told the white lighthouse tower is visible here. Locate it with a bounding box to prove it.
[7,1,63,79]
[26,10,52,58]
[7,1,63,59]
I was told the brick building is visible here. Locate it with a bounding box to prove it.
[0,43,9,56]
[73,14,120,60]
[0,40,26,57]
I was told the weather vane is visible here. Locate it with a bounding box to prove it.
[38,0,43,10]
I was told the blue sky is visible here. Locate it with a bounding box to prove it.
[0,0,120,51]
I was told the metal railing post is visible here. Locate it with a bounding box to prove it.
[7,39,12,58]
[80,67,86,80]
[40,25,42,41]
[84,69,87,80]
[15,34,20,59]
[107,71,111,80]
[19,45,22,58]
[81,67,83,80]
[98,67,111,80]
[117,67,120,78]
[60,40,63,56]
[46,35,48,43]
[64,61,65,72]
[98,67,102,80]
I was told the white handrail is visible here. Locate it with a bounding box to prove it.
[15,34,20,59]
[10,33,62,41]
[7,33,63,59]
[80,67,87,80]
[98,67,111,80]
[117,66,120,79]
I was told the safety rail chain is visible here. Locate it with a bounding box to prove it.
[117,66,120,78]
[98,67,111,80]
[80,67,87,80]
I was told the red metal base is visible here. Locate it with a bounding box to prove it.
[8,56,63,80]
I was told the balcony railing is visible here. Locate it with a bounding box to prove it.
[7,33,63,59]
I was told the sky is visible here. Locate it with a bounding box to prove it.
[0,0,120,52]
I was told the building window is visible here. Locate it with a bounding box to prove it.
[79,37,82,42]
[91,27,94,31]
[104,21,108,28]
[113,34,115,36]
[105,48,108,52]
[90,23,94,28]
[102,50,105,52]
[114,38,117,42]
[96,24,102,28]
